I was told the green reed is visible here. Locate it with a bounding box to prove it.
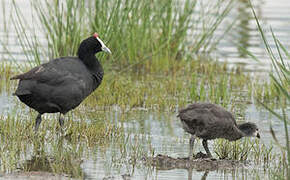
[214,138,276,166]
[0,109,118,175]
[1,0,234,72]
[249,2,290,179]
[32,0,86,59]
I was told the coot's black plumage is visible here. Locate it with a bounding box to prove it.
[178,103,260,159]
[11,33,111,131]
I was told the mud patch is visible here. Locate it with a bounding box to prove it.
[102,174,131,180]
[0,171,72,180]
[146,153,247,171]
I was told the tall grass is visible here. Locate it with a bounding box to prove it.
[32,0,86,59]
[89,0,197,69]
[250,2,290,179]
[1,0,234,72]
[89,0,234,70]
[5,0,43,68]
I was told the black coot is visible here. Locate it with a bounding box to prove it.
[178,103,260,159]
[11,33,111,131]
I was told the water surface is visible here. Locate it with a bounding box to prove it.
[0,94,288,179]
[0,0,289,179]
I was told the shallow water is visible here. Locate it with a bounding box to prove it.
[0,92,288,179]
[216,0,290,71]
[79,111,279,179]
[0,0,289,179]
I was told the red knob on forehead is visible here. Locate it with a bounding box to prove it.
[93,33,99,38]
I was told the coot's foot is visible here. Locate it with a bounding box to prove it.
[194,152,208,159]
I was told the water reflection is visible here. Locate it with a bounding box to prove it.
[236,0,252,58]
[20,138,84,178]
[188,169,209,180]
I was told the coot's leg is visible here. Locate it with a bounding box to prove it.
[58,113,64,127]
[34,113,42,132]
[202,139,212,158]
[189,135,195,160]
[188,168,193,180]
[201,171,209,180]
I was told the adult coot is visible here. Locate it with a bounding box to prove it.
[11,33,111,131]
[177,103,260,159]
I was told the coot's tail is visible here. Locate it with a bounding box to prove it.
[10,74,22,80]
[10,76,18,80]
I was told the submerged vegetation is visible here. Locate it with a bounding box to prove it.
[0,0,289,179]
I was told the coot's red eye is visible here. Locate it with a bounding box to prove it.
[93,33,99,38]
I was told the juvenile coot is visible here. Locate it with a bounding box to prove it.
[11,33,111,131]
[177,103,260,159]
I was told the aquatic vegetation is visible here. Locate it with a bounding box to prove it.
[0,111,118,175]
[250,4,290,179]
[76,60,254,111]
[0,64,285,178]
[214,138,276,163]
[1,0,234,72]
[0,0,288,179]
[1,56,282,114]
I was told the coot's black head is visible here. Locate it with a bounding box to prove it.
[77,33,111,59]
[238,122,260,138]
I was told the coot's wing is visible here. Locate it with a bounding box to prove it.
[178,105,208,127]
[207,104,237,126]
[178,103,236,125]
[11,58,90,97]
[11,63,70,85]
[10,66,41,80]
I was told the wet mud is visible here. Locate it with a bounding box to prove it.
[146,152,247,171]
[0,171,72,180]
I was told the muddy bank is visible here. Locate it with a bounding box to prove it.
[146,153,247,171]
[0,171,73,180]
[102,174,131,180]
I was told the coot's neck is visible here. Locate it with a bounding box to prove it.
[79,53,104,84]
[229,126,245,141]
[77,37,104,85]
[237,124,252,138]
